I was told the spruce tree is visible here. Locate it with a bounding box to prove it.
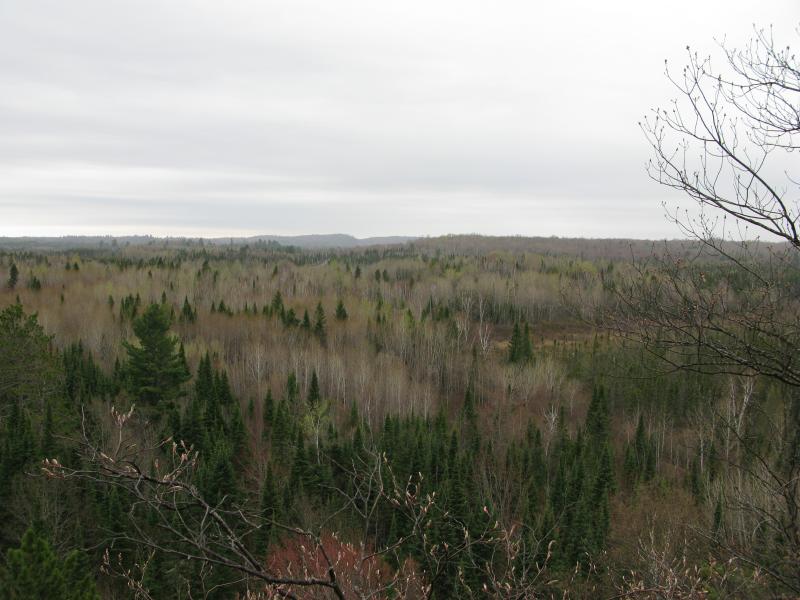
[123,303,189,408]
[257,465,280,553]
[141,550,169,599]
[314,302,327,342]
[508,322,522,363]
[7,262,18,289]
[270,290,284,315]
[521,321,533,362]
[335,299,348,320]
[262,389,274,440]
[180,296,196,323]
[286,372,299,404]
[0,527,100,600]
[307,370,320,409]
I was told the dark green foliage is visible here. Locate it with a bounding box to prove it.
[286,372,299,404]
[282,307,299,327]
[141,550,169,598]
[262,389,274,440]
[0,400,35,507]
[624,414,657,485]
[1,303,60,412]
[270,290,284,316]
[180,296,197,323]
[307,370,320,408]
[0,528,100,600]
[256,465,280,554]
[63,342,109,403]
[123,303,190,408]
[314,302,326,342]
[118,293,141,321]
[508,321,533,363]
[198,438,238,506]
[7,262,18,289]
[335,299,348,320]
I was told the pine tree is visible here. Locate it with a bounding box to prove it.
[262,389,274,441]
[286,372,299,404]
[307,370,321,409]
[271,290,284,315]
[585,385,609,442]
[123,303,189,408]
[314,302,327,342]
[289,429,308,498]
[521,321,533,362]
[198,439,237,506]
[335,299,348,320]
[141,550,169,599]
[228,401,246,458]
[180,296,196,323]
[7,262,18,289]
[0,527,100,600]
[256,465,280,553]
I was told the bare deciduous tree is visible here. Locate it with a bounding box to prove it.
[595,25,800,593]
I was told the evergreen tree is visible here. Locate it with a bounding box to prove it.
[521,321,533,362]
[0,527,100,600]
[335,299,348,320]
[198,439,237,506]
[180,296,196,323]
[256,465,280,553]
[262,389,274,441]
[0,303,59,406]
[314,302,327,342]
[7,262,18,289]
[141,550,169,599]
[286,372,299,404]
[270,290,284,315]
[307,370,321,409]
[123,303,189,408]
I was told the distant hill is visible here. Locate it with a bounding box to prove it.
[0,234,416,251]
[411,234,788,262]
[232,234,416,248]
[0,233,784,261]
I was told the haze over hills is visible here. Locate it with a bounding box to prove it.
[0,233,417,251]
[0,233,788,263]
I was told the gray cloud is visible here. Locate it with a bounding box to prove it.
[0,0,796,238]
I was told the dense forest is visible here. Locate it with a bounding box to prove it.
[0,233,796,599]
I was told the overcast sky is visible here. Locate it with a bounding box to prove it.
[0,1,796,239]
